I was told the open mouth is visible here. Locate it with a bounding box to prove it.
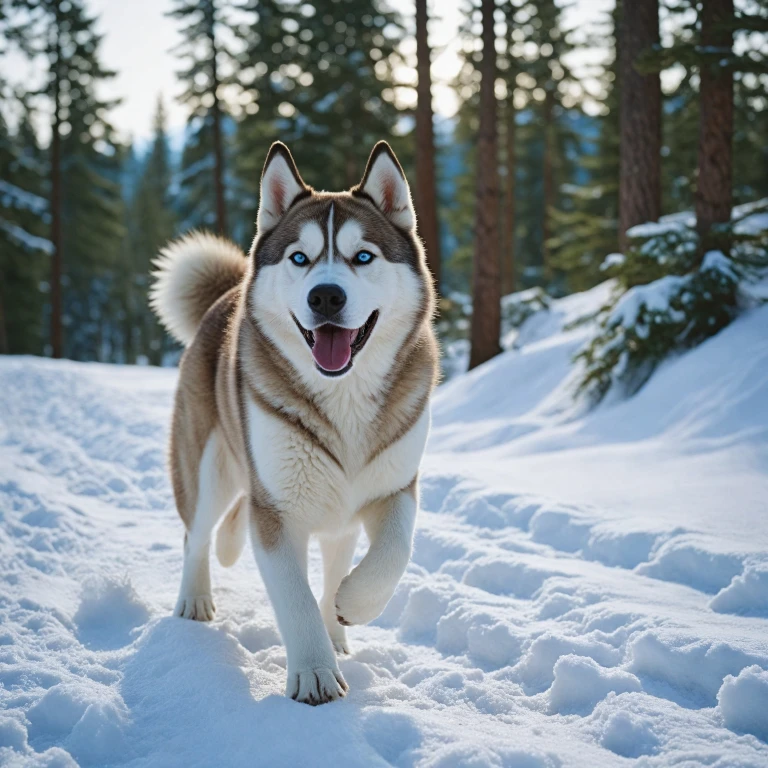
[292,311,379,377]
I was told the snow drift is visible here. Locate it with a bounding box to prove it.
[0,282,767,766]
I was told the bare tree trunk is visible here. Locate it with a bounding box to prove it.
[696,0,733,254]
[415,0,441,293]
[469,0,501,370]
[50,7,64,359]
[541,87,555,281]
[502,90,516,296]
[618,0,661,253]
[208,1,227,235]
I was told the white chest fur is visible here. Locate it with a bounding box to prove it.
[246,396,429,533]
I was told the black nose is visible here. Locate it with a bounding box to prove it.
[308,283,347,319]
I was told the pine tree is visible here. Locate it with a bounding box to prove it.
[468,0,501,369]
[499,0,518,295]
[124,98,178,364]
[655,0,767,216]
[245,0,407,192]
[500,0,583,290]
[10,0,125,360]
[169,0,232,236]
[442,2,482,296]
[550,4,620,292]
[618,0,661,251]
[517,0,582,283]
[415,0,441,292]
[696,0,734,252]
[229,0,292,244]
[0,94,51,355]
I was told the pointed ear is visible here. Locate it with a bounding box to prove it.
[357,141,415,230]
[257,142,309,233]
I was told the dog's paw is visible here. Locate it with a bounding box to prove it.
[174,594,215,621]
[334,575,391,627]
[287,667,348,705]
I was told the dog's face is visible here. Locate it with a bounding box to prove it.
[249,142,431,383]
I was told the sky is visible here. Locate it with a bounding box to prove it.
[4,0,614,144]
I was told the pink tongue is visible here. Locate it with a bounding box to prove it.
[312,325,357,371]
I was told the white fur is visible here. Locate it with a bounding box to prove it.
[150,232,246,346]
[215,494,248,568]
[335,489,417,625]
[336,219,363,257]
[319,531,359,654]
[251,525,347,701]
[327,204,335,262]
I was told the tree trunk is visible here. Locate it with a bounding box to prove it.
[50,9,64,359]
[502,91,516,296]
[696,0,733,253]
[415,0,441,293]
[541,87,555,281]
[208,1,227,235]
[0,280,7,354]
[469,0,501,370]
[618,0,661,253]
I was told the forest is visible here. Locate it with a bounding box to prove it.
[0,0,766,392]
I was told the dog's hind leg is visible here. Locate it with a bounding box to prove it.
[175,429,237,621]
[334,484,417,627]
[319,528,359,655]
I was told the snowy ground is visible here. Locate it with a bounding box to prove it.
[1,284,768,767]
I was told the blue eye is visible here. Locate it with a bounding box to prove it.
[290,252,309,267]
[353,250,375,265]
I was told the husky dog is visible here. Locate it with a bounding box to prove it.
[150,141,438,705]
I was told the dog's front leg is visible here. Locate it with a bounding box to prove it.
[252,524,348,704]
[335,484,417,627]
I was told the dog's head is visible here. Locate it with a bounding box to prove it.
[248,141,432,383]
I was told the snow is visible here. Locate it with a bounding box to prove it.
[608,274,688,326]
[0,181,49,217]
[623,198,768,240]
[627,217,693,239]
[1,283,768,766]
[702,249,738,279]
[717,666,768,742]
[0,219,54,254]
[599,252,624,271]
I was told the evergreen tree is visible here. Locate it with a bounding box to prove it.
[515,0,582,285]
[499,0,519,296]
[442,2,481,296]
[229,0,291,244]
[169,0,232,236]
[618,0,661,252]
[468,0,501,369]
[122,98,178,364]
[696,0,734,252]
[239,0,407,193]
[10,0,125,360]
[414,0,441,292]
[0,94,51,355]
[653,0,767,215]
[550,4,620,292]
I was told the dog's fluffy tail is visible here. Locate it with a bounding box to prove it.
[150,232,247,346]
[216,495,248,568]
